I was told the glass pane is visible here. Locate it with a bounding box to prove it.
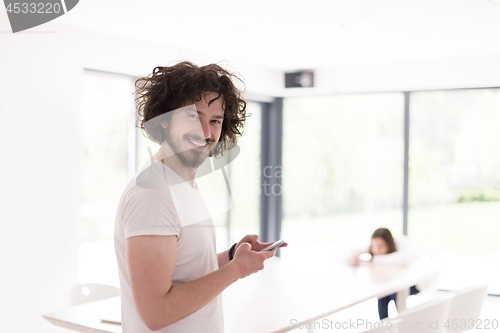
[408,88,500,255]
[224,101,262,248]
[79,71,134,285]
[281,93,405,253]
[80,71,134,242]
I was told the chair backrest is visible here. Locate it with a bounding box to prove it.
[392,293,454,333]
[361,319,402,333]
[69,283,120,306]
[446,284,489,333]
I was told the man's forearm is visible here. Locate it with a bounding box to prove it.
[217,248,230,268]
[143,260,240,331]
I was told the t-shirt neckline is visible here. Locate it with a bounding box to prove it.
[153,159,199,191]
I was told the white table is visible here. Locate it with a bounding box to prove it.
[43,255,443,333]
[43,296,121,333]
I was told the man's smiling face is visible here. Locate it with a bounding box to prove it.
[162,91,224,169]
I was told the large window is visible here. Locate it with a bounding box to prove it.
[79,70,135,286]
[80,71,263,283]
[408,88,500,255]
[280,88,500,266]
[281,93,405,250]
[222,101,262,248]
[80,68,500,289]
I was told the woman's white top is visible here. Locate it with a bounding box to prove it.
[345,235,434,292]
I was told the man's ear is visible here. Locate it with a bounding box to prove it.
[160,121,168,129]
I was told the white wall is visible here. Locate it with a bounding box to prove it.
[0,27,84,333]
[1,27,76,333]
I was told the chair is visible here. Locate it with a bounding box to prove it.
[405,275,440,309]
[68,283,120,306]
[446,284,489,333]
[388,293,454,333]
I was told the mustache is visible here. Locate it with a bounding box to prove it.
[185,134,215,144]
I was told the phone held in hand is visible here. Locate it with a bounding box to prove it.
[259,240,285,252]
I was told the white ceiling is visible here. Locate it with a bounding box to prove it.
[57,0,500,70]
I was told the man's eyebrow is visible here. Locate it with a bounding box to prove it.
[196,110,224,119]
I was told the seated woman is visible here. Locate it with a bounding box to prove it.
[349,228,420,320]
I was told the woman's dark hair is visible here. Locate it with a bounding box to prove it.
[135,61,247,158]
[369,228,397,256]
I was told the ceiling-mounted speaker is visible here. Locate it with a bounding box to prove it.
[285,71,314,88]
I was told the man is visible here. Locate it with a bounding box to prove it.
[114,62,286,332]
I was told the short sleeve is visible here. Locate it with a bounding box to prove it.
[120,185,181,239]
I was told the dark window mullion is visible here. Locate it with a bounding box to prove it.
[260,98,283,254]
[403,91,410,236]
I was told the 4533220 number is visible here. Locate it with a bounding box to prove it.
[6,2,62,14]
[444,319,498,330]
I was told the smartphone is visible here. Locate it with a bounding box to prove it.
[259,239,285,252]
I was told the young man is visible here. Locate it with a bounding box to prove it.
[114,62,286,332]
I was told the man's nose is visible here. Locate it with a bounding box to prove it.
[197,119,211,140]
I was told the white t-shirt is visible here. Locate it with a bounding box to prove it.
[114,159,224,333]
[371,236,420,265]
[343,235,420,266]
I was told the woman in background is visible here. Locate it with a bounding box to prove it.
[349,228,420,320]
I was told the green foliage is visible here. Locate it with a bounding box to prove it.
[457,188,500,203]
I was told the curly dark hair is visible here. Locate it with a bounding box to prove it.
[135,61,247,158]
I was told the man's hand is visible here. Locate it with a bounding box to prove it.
[217,234,288,269]
[230,242,274,279]
[235,234,288,252]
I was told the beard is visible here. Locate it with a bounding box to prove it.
[165,122,214,169]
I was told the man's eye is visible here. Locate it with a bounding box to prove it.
[212,120,220,124]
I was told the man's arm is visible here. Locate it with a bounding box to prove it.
[127,234,274,331]
[217,248,230,268]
